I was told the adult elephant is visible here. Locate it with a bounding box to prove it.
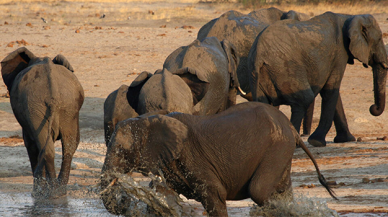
[1,47,84,198]
[127,37,240,116]
[197,7,302,99]
[248,12,388,147]
[100,102,336,216]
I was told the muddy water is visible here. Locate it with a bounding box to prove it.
[0,191,113,217]
[0,190,385,216]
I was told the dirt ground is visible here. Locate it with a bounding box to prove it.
[1,0,388,216]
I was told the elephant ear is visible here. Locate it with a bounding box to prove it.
[174,67,209,105]
[52,54,74,72]
[348,15,374,67]
[144,115,188,169]
[1,47,36,91]
[220,39,240,88]
[127,71,153,113]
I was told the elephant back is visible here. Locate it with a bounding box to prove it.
[163,38,231,115]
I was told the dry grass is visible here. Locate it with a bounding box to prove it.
[1,0,387,25]
[277,2,388,17]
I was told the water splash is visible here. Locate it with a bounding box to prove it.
[249,193,339,217]
[101,172,183,216]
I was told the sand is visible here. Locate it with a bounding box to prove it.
[1,0,388,215]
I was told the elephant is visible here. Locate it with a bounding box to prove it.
[248,12,388,147]
[100,102,336,216]
[197,7,303,99]
[126,36,240,116]
[1,47,84,198]
[104,85,138,145]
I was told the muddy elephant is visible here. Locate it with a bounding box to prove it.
[1,47,84,198]
[100,102,336,216]
[197,7,303,99]
[248,12,388,147]
[104,85,138,145]
[126,37,240,116]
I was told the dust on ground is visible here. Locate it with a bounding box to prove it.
[1,0,388,215]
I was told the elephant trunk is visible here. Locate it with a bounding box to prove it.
[370,64,387,116]
[100,149,132,215]
[100,173,132,215]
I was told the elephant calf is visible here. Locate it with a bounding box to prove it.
[126,37,240,116]
[1,47,84,198]
[104,84,138,145]
[100,102,336,216]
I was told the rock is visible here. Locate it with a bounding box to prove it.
[181,25,195,29]
[6,42,14,47]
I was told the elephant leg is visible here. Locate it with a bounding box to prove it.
[57,117,80,196]
[302,100,315,136]
[23,130,39,174]
[33,130,56,197]
[200,184,228,217]
[308,88,340,147]
[249,147,293,206]
[273,161,293,202]
[333,94,356,143]
[290,104,306,134]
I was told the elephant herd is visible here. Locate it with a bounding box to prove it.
[1,6,386,216]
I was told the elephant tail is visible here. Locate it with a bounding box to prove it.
[293,128,338,200]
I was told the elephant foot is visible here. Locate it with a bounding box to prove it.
[308,134,326,147]
[334,133,356,143]
[50,185,67,198]
[32,177,49,198]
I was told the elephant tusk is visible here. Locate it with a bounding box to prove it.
[99,178,118,195]
[238,86,246,95]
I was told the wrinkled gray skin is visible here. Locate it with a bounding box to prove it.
[1,47,84,198]
[127,37,240,116]
[104,85,138,145]
[248,12,388,147]
[100,102,336,216]
[197,7,302,98]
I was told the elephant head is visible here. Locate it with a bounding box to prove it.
[100,114,188,215]
[347,15,388,116]
[1,47,75,93]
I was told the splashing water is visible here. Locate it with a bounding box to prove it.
[100,172,184,216]
[249,193,339,217]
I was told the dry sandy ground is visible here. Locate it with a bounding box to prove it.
[1,0,388,216]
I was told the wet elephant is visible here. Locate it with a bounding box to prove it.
[1,47,84,198]
[100,102,336,216]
